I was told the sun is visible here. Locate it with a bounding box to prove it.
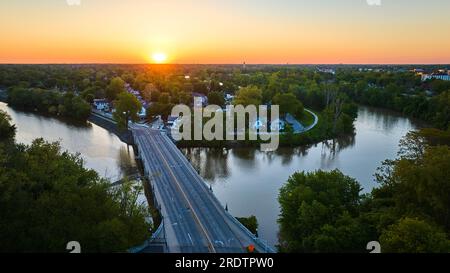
[152,52,168,64]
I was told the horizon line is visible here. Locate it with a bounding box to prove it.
[1,62,450,66]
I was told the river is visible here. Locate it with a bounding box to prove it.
[1,102,420,248]
[0,102,138,182]
[181,106,420,247]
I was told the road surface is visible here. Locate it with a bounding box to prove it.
[132,126,274,253]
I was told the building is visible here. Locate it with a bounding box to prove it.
[192,92,208,107]
[93,99,110,111]
[225,93,234,104]
[317,68,336,75]
[270,119,285,132]
[421,74,450,82]
[138,107,147,120]
[253,117,267,130]
[167,116,179,127]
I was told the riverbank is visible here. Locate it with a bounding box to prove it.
[0,89,7,102]
[88,111,134,145]
[181,105,421,247]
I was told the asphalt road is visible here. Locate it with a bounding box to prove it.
[132,126,273,253]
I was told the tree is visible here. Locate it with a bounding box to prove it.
[106,77,126,101]
[273,93,304,117]
[142,83,159,102]
[0,110,16,141]
[432,91,450,130]
[376,130,450,229]
[207,91,225,107]
[113,92,142,129]
[236,216,258,234]
[233,85,262,106]
[177,91,192,105]
[380,218,450,253]
[0,139,150,252]
[278,170,369,253]
[147,102,174,120]
[159,93,171,104]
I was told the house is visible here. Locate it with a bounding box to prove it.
[93,99,110,111]
[317,68,336,75]
[270,119,285,132]
[138,107,147,120]
[421,73,450,82]
[225,93,235,103]
[192,92,208,107]
[167,116,180,127]
[253,117,268,130]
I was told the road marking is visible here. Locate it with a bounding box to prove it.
[188,233,194,245]
[160,132,248,250]
[145,129,217,253]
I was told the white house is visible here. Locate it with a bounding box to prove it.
[253,117,268,130]
[422,74,450,82]
[270,119,286,132]
[138,107,147,120]
[93,99,110,111]
[192,92,208,107]
[225,93,235,102]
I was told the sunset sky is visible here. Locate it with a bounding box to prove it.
[1,0,450,64]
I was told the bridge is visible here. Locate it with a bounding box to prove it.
[130,125,275,253]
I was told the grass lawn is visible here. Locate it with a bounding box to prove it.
[297,109,315,128]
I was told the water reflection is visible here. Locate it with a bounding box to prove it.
[0,102,136,182]
[2,101,421,248]
[182,106,420,247]
[319,134,356,169]
[182,133,356,182]
[118,146,139,178]
[182,148,230,183]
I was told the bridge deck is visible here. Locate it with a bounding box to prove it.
[132,126,273,253]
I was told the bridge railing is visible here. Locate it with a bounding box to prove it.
[133,127,276,253]
[223,209,276,253]
[158,132,276,253]
[128,221,166,253]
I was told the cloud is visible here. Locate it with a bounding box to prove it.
[66,0,81,6]
[366,0,382,6]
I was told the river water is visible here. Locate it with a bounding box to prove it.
[181,106,420,247]
[0,102,138,182]
[1,102,419,248]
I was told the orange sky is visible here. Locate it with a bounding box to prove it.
[1,0,450,64]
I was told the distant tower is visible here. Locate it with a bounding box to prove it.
[243,61,246,71]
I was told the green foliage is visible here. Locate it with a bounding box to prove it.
[233,85,262,106]
[147,102,174,120]
[273,93,304,117]
[339,70,450,130]
[7,87,91,121]
[142,83,160,102]
[106,77,126,101]
[207,91,225,107]
[376,131,450,229]
[113,92,142,129]
[279,129,450,253]
[0,110,16,141]
[278,170,370,252]
[0,138,150,252]
[380,218,450,253]
[236,216,258,235]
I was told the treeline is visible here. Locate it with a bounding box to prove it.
[278,128,450,253]
[0,110,151,252]
[7,87,91,121]
[337,71,450,130]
